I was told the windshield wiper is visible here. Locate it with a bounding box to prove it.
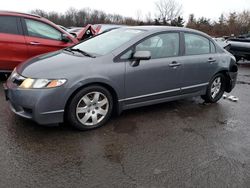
[70,48,96,58]
[63,48,74,54]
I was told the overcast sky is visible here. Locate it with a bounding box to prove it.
[2,0,250,21]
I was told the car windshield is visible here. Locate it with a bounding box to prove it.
[71,28,144,56]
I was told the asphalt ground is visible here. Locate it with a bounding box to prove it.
[0,63,250,188]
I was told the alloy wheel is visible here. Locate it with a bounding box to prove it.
[211,77,222,99]
[76,92,109,126]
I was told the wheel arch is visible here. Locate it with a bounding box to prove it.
[215,69,234,93]
[64,81,121,117]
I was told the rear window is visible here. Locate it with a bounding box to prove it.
[0,16,19,35]
[184,33,210,55]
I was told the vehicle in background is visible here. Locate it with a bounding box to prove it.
[4,26,238,131]
[67,27,82,31]
[0,11,78,73]
[213,38,231,51]
[57,25,96,40]
[214,36,250,62]
[226,34,250,62]
[227,40,250,62]
[57,25,68,32]
[67,25,102,41]
[93,24,126,34]
[213,37,225,42]
[67,27,83,37]
[74,24,97,41]
[237,33,250,40]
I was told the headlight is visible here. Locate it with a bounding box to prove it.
[19,78,67,89]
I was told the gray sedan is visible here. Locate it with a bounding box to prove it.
[4,26,238,130]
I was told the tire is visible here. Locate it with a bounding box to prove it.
[201,73,226,103]
[66,85,113,131]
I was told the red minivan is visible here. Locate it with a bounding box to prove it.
[0,11,79,73]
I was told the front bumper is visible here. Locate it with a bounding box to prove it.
[3,80,66,125]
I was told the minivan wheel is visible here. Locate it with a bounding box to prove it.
[66,86,113,130]
[201,73,226,103]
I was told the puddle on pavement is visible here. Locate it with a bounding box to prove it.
[182,127,205,139]
[182,127,195,133]
[217,119,227,125]
[113,119,137,134]
[104,143,123,163]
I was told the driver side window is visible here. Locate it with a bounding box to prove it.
[135,33,179,59]
[25,19,62,40]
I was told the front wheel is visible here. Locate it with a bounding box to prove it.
[66,86,113,130]
[201,73,226,103]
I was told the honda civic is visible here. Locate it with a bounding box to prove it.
[4,26,238,130]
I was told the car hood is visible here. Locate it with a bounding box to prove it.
[17,50,98,78]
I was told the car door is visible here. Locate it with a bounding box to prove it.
[179,32,219,94]
[22,18,74,58]
[122,32,182,106]
[0,16,28,71]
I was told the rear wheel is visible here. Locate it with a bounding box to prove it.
[66,85,113,130]
[201,73,226,103]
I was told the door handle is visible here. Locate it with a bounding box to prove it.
[208,58,216,63]
[169,61,181,68]
[29,42,41,45]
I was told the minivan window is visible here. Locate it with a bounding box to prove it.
[135,33,179,59]
[72,29,144,56]
[25,19,62,40]
[0,16,19,35]
[184,33,210,55]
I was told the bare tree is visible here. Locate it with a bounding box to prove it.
[135,10,143,23]
[145,12,153,24]
[31,9,48,17]
[237,10,250,34]
[155,0,182,24]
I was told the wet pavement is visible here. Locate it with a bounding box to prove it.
[0,64,250,188]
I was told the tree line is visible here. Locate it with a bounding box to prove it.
[31,8,140,27]
[31,0,250,37]
[186,11,250,37]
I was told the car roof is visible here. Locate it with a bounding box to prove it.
[123,25,211,38]
[0,10,41,19]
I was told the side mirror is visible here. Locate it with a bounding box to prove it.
[61,34,70,42]
[131,51,151,67]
